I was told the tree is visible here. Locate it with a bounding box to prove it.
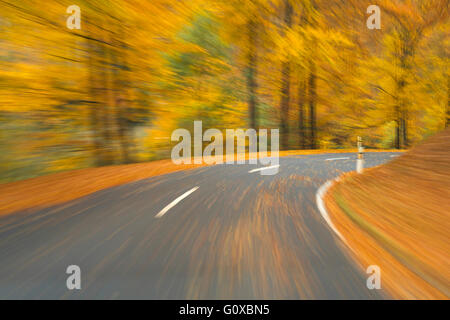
[279,0,294,150]
[377,0,449,148]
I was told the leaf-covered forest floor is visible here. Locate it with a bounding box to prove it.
[0,148,402,217]
[326,129,450,299]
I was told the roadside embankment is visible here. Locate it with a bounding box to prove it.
[325,129,450,299]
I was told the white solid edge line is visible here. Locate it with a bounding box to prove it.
[317,152,400,251]
[155,186,199,218]
[248,164,280,173]
[315,179,348,246]
[325,157,350,161]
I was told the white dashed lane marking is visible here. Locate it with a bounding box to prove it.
[248,165,280,173]
[325,157,350,161]
[155,187,199,218]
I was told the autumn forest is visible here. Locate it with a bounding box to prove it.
[0,0,448,182]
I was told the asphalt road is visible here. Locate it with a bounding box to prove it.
[0,152,400,299]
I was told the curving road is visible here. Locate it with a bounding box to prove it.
[0,152,400,299]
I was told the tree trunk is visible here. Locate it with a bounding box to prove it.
[395,104,401,149]
[87,22,105,166]
[102,32,115,165]
[280,62,291,150]
[308,61,317,149]
[402,109,408,147]
[246,19,258,130]
[298,78,306,149]
[115,29,132,164]
[279,0,293,150]
[117,114,130,163]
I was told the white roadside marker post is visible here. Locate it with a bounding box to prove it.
[357,136,364,173]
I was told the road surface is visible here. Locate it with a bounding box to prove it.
[0,152,400,299]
